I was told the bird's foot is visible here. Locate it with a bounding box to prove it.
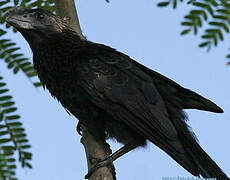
[85,156,113,179]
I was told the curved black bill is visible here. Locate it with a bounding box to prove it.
[5,7,33,29]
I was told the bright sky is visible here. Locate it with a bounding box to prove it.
[1,0,230,179]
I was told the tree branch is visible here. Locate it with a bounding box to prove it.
[53,1,116,179]
[81,126,116,180]
[54,0,85,40]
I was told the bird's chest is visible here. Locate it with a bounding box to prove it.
[34,54,85,108]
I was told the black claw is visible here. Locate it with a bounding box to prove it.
[85,157,113,179]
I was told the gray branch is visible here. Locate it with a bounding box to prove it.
[54,0,85,39]
[53,0,116,179]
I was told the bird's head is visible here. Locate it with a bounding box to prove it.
[5,7,74,51]
[5,7,67,34]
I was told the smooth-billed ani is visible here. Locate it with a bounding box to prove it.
[5,7,229,179]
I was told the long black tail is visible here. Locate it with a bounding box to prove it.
[131,59,228,178]
[179,130,229,179]
[166,103,229,180]
[132,59,224,113]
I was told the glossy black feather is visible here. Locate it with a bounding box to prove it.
[5,8,229,180]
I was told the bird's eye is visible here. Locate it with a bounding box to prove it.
[37,13,45,20]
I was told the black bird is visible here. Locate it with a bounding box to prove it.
[5,7,229,179]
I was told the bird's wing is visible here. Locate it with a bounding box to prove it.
[76,43,182,149]
[75,43,202,175]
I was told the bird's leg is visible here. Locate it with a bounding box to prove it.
[85,143,137,179]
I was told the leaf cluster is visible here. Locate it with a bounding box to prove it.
[0,0,55,179]
[0,76,31,180]
[158,0,230,63]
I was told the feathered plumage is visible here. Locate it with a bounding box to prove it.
[6,7,229,179]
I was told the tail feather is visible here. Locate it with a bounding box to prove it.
[131,60,228,178]
[131,59,224,113]
[165,102,229,180]
[178,88,224,113]
[180,132,229,179]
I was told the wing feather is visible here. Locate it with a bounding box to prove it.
[76,43,200,175]
[77,44,179,143]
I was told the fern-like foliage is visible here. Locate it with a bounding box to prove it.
[0,75,32,180]
[157,0,185,9]
[158,0,230,63]
[0,0,54,87]
[0,0,55,179]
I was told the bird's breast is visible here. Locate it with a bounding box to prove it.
[34,55,85,108]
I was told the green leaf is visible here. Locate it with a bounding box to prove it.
[0,101,14,107]
[26,72,37,77]
[23,66,34,73]
[173,0,177,8]
[14,0,19,5]
[8,165,16,169]
[22,152,32,159]
[0,82,6,87]
[0,38,40,88]
[7,122,22,127]
[0,138,11,144]
[0,131,8,136]
[199,41,210,47]
[33,82,42,87]
[157,1,170,7]
[18,62,31,69]
[5,115,20,120]
[206,29,223,40]
[0,125,6,129]
[0,113,3,121]
[10,128,24,133]
[2,107,17,114]
[6,158,16,162]
[181,21,193,26]
[181,29,191,35]
[209,21,229,33]
[0,39,10,44]
[2,42,16,49]
[0,29,6,36]
[202,34,214,39]
[0,0,9,6]
[216,9,230,15]
[194,25,198,34]
[205,0,218,7]
[8,59,27,69]
[20,145,31,149]
[16,139,28,144]
[13,66,20,74]
[13,133,26,138]
[190,10,208,20]
[213,15,229,20]
[192,2,214,16]
[1,146,16,151]
[5,48,20,54]
[0,95,12,101]
[0,7,12,13]
[0,89,9,94]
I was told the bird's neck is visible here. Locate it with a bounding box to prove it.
[28,29,86,73]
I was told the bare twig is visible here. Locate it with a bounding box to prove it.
[53,1,116,179]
